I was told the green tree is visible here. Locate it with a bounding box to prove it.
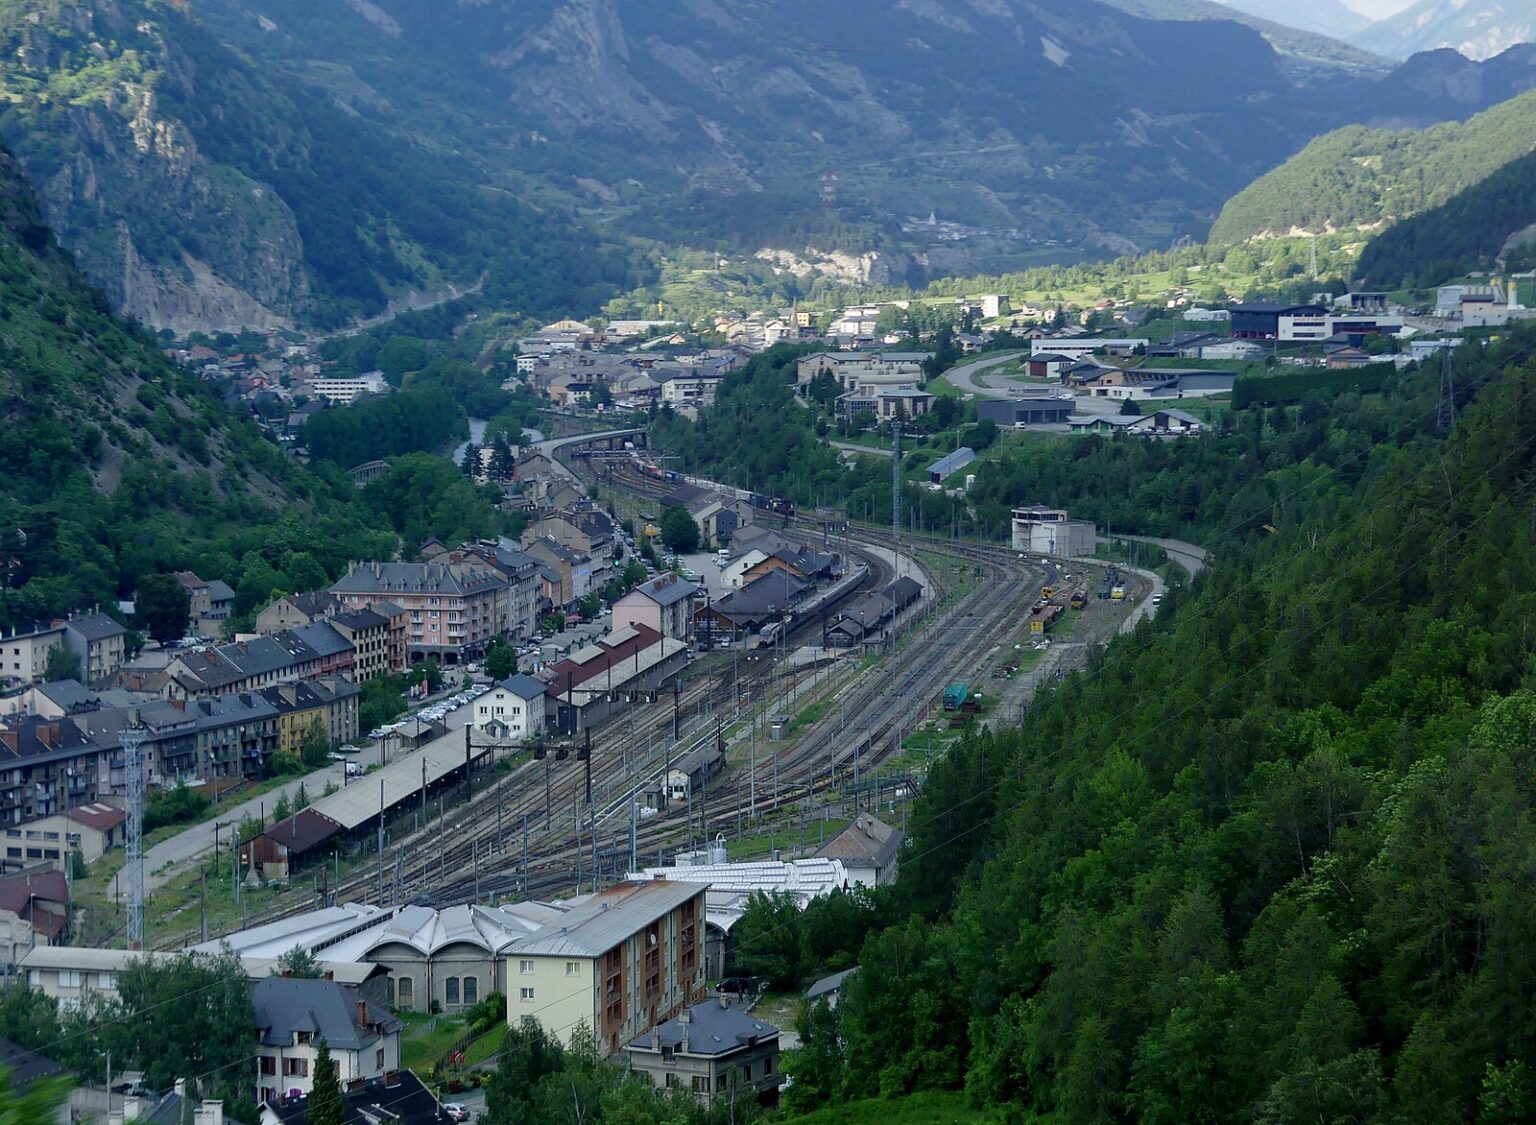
[0,1065,69,1125]
[0,981,61,1052]
[310,1040,344,1125]
[659,507,700,554]
[42,643,81,683]
[729,891,804,988]
[485,638,517,681]
[275,946,323,979]
[135,573,191,644]
[300,719,332,769]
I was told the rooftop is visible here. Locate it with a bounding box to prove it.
[626,999,779,1058]
[253,977,403,1050]
[509,880,704,959]
[817,813,902,869]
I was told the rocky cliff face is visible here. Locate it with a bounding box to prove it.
[0,1,310,332]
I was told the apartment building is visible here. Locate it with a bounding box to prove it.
[330,563,508,665]
[506,880,707,1057]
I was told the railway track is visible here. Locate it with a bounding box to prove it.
[177,453,1052,944]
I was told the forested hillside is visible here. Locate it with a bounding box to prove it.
[0,145,510,631]
[785,328,1536,1120]
[1209,89,1536,242]
[1357,147,1536,286]
[0,0,626,332]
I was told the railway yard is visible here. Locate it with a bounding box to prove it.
[147,442,1154,950]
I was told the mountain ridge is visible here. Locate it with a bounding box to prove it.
[1352,0,1536,61]
[1209,87,1536,243]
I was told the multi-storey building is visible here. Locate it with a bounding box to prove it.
[505,880,707,1057]
[330,563,508,665]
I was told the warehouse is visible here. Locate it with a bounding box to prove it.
[977,397,1075,426]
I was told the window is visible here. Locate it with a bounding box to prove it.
[743,1062,752,1080]
[397,977,414,1006]
[519,960,535,974]
[764,1057,774,1075]
[296,1031,312,1045]
[565,961,581,976]
[519,988,535,1002]
[283,1058,309,1078]
[260,1057,276,1076]
[376,1048,385,1070]
[463,977,477,1005]
[445,978,459,1005]
[58,971,82,988]
[692,1076,711,1094]
[98,973,116,990]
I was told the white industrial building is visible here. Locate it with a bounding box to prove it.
[1012,506,1098,559]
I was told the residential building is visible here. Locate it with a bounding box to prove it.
[61,614,128,685]
[260,677,361,755]
[613,575,699,641]
[625,1000,781,1106]
[506,880,708,1057]
[255,593,342,635]
[1011,507,1098,559]
[816,813,903,887]
[0,870,68,971]
[658,370,726,407]
[258,1070,443,1124]
[472,675,548,743]
[2,803,125,874]
[166,633,322,699]
[0,625,66,686]
[330,563,509,665]
[523,538,595,607]
[252,978,402,1105]
[174,572,236,637]
[290,623,355,680]
[327,610,391,683]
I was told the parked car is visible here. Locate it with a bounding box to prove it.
[442,1104,470,1122]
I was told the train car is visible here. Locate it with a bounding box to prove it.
[943,682,970,711]
[1069,590,1087,610]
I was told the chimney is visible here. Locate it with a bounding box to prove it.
[679,1008,691,1053]
[357,1000,369,1028]
[174,1079,187,1099]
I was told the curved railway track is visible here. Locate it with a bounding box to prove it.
[178,453,1054,943]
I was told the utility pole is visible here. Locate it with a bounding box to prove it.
[377,777,385,904]
[1440,346,1457,433]
[892,419,903,572]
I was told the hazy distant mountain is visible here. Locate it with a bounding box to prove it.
[1353,0,1536,60]
[3,0,1536,332]
[1215,0,1370,38]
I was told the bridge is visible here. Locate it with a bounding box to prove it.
[348,459,390,486]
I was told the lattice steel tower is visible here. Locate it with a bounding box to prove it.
[122,716,146,949]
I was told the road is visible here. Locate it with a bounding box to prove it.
[940,351,1028,398]
[1110,534,1209,577]
[139,687,483,897]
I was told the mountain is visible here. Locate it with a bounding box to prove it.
[1209,87,1536,242]
[2,0,1534,333]
[0,0,620,333]
[1091,0,1386,73]
[1352,0,1536,60]
[1356,144,1536,284]
[1214,0,1371,38]
[0,138,378,627]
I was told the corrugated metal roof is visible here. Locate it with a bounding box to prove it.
[926,447,977,478]
[309,724,479,831]
[509,880,703,958]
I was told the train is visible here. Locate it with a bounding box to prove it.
[630,455,796,517]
